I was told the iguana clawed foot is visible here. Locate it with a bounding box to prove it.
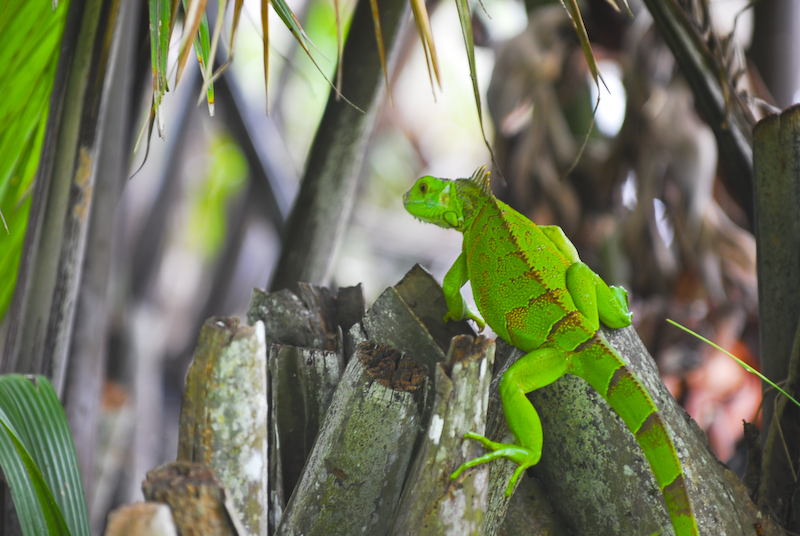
[450,432,540,497]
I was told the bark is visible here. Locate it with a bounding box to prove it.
[390,336,495,535]
[752,106,800,528]
[63,0,138,501]
[275,342,427,536]
[248,284,343,351]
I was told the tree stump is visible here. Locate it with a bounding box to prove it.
[170,263,778,535]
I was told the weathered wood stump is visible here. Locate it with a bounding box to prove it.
[142,461,245,536]
[163,264,778,536]
[178,318,268,536]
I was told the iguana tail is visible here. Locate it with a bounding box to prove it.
[569,336,699,536]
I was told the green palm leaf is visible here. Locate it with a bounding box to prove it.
[0,375,90,536]
[0,0,68,320]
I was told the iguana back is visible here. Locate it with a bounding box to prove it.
[463,190,596,353]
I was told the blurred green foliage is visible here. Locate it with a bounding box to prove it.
[0,0,69,319]
[187,135,248,259]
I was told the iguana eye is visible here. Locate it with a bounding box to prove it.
[419,183,428,194]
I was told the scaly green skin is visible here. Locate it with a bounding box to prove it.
[403,166,698,536]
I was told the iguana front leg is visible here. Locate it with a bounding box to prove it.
[451,345,570,496]
[442,252,485,330]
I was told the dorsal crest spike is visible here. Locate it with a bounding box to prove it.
[469,164,491,196]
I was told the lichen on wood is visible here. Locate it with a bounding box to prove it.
[177,317,268,536]
[275,342,427,536]
[246,283,360,532]
[390,335,495,535]
[142,461,246,536]
[753,107,800,527]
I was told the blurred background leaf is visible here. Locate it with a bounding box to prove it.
[0,0,69,319]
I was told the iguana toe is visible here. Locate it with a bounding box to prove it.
[450,432,539,497]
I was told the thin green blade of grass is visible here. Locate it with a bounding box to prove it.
[201,0,254,107]
[147,0,163,135]
[206,0,246,92]
[196,0,242,111]
[230,0,245,53]
[169,0,182,34]
[409,10,435,95]
[200,13,215,115]
[667,319,800,409]
[203,0,227,90]
[269,0,313,55]
[159,0,171,89]
[270,0,362,110]
[333,0,343,92]
[146,0,172,137]
[603,0,633,18]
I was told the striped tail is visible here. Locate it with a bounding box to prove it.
[569,336,699,536]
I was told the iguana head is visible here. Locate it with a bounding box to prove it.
[403,176,466,231]
[403,165,491,232]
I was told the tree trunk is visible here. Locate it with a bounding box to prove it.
[752,106,800,529]
[268,0,410,291]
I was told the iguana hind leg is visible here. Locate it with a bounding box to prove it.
[565,262,633,330]
[451,346,569,496]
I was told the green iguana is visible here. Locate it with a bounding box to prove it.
[403,165,699,536]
